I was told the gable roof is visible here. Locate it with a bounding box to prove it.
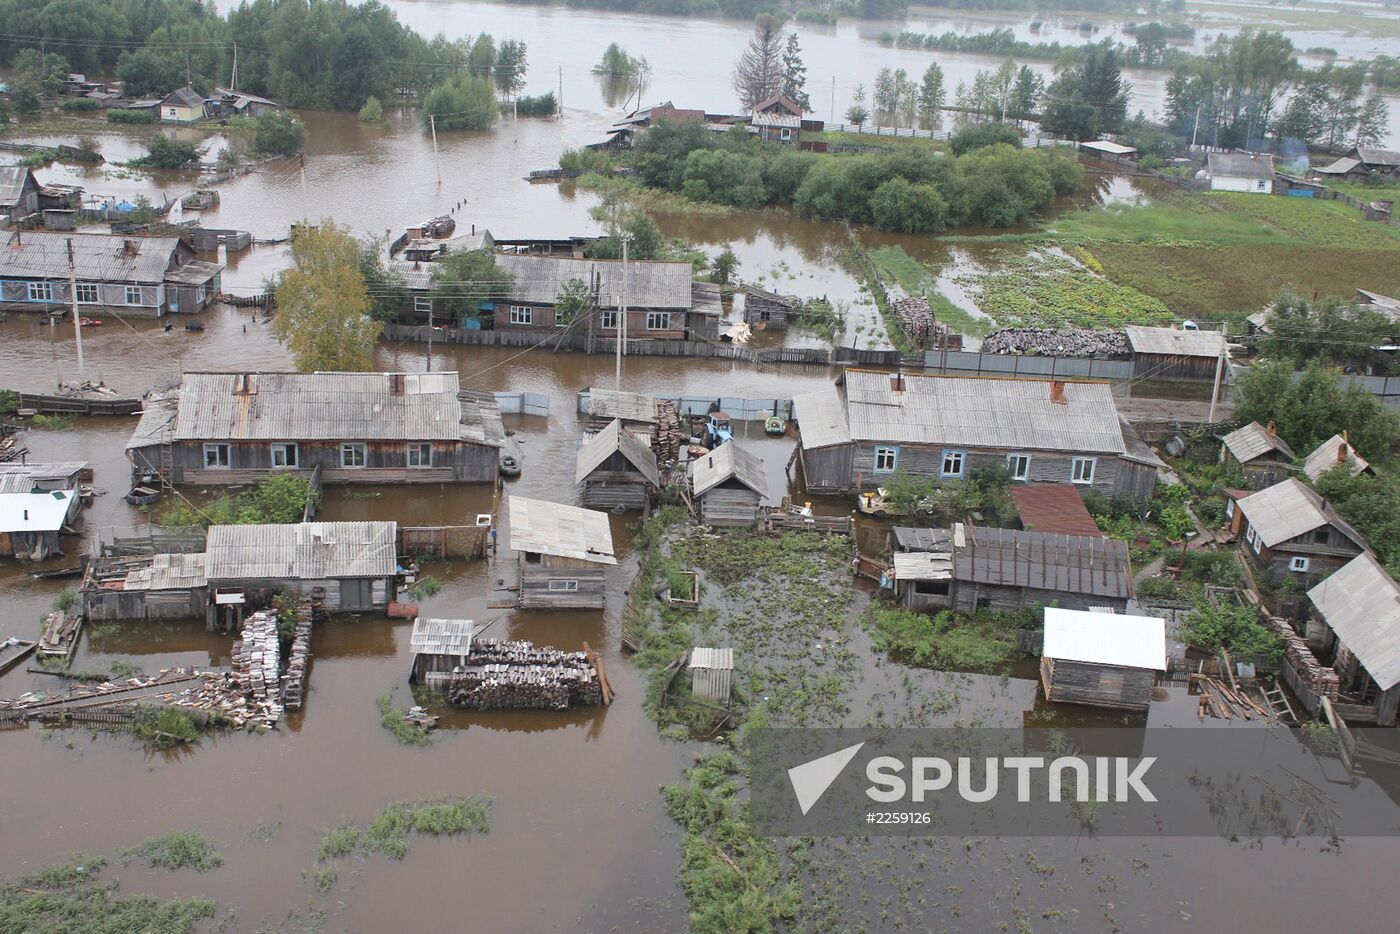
[752,111,800,128]
[1315,156,1361,175]
[410,617,474,656]
[0,165,36,205]
[1356,148,1400,167]
[0,231,189,283]
[1208,152,1274,178]
[1042,607,1167,670]
[1220,421,1296,464]
[162,86,206,109]
[892,550,953,582]
[792,386,851,450]
[124,552,208,591]
[1302,433,1372,481]
[494,253,693,309]
[1308,553,1400,690]
[1011,484,1102,537]
[507,496,616,565]
[1123,325,1227,358]
[953,524,1131,599]
[575,419,660,486]
[0,462,86,493]
[690,442,766,498]
[1235,478,1365,549]
[204,521,398,581]
[754,93,803,116]
[892,526,952,552]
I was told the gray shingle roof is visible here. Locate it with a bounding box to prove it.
[410,617,474,656]
[1207,152,1275,178]
[954,524,1131,599]
[0,231,186,283]
[582,388,658,424]
[1356,148,1400,167]
[163,86,206,109]
[842,370,1126,454]
[690,441,766,498]
[507,496,616,565]
[495,253,693,309]
[1220,421,1296,464]
[1308,553,1400,691]
[1236,478,1365,549]
[575,419,660,486]
[205,521,398,581]
[1123,325,1227,358]
[1302,434,1371,481]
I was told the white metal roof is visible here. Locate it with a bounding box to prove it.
[0,490,74,533]
[1302,433,1371,481]
[689,442,766,497]
[507,496,616,565]
[574,418,660,486]
[690,647,734,670]
[1080,140,1137,156]
[204,521,398,581]
[1308,553,1400,691]
[892,551,953,581]
[1220,421,1295,464]
[1123,325,1227,359]
[792,386,851,450]
[410,617,474,656]
[1042,607,1166,671]
[1236,478,1364,549]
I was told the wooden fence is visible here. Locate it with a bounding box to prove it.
[7,392,143,416]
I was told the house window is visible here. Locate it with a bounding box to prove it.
[941,450,966,479]
[873,446,899,473]
[780,128,792,141]
[1289,556,1310,573]
[1071,457,1096,485]
[1312,528,1330,545]
[1246,525,1262,554]
[646,311,672,330]
[270,443,298,468]
[340,443,366,468]
[1255,178,1268,191]
[124,285,143,305]
[548,579,579,592]
[599,310,618,330]
[1006,454,1031,481]
[75,283,99,304]
[202,443,230,467]
[509,305,532,325]
[407,443,432,468]
[27,282,53,302]
[413,294,432,315]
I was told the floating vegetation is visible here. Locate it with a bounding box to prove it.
[376,693,433,746]
[122,831,224,873]
[0,858,216,932]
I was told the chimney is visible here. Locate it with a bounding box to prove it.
[1049,380,1067,405]
[1266,420,1277,437]
[1338,442,1349,464]
[389,373,406,395]
[890,372,906,394]
[123,238,139,256]
[232,372,251,395]
[23,509,29,521]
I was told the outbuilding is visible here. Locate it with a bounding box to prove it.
[84,551,209,621]
[1218,421,1296,487]
[508,496,616,609]
[0,489,79,559]
[1124,325,1227,382]
[690,647,734,702]
[1040,607,1167,712]
[1306,553,1400,726]
[409,617,474,688]
[575,418,660,510]
[690,442,766,527]
[1301,433,1372,482]
[951,524,1133,613]
[1206,152,1275,193]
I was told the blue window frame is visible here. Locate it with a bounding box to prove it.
[941,450,966,478]
[873,446,899,473]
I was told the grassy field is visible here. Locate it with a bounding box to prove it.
[868,244,993,338]
[812,130,946,153]
[957,250,1174,329]
[1323,180,1400,202]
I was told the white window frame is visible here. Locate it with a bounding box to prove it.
[780,127,792,141]
[27,281,53,302]
[645,311,673,331]
[1071,457,1096,485]
[74,283,99,304]
[547,579,579,592]
[1247,525,1262,554]
[340,443,367,468]
[124,284,143,305]
[509,305,533,325]
[1006,453,1031,481]
[202,443,230,468]
[270,443,298,468]
[873,446,899,473]
[1255,178,1268,191]
[407,442,432,468]
[1289,556,1310,573]
[941,450,966,479]
[598,310,618,330]
[413,294,432,315]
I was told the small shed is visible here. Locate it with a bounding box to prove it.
[1039,607,1166,712]
[891,526,952,553]
[892,550,953,610]
[1078,139,1138,162]
[84,551,208,621]
[690,442,766,527]
[951,524,1133,613]
[1011,483,1102,537]
[410,617,474,687]
[0,490,79,560]
[1206,152,1275,193]
[0,462,88,494]
[1123,325,1227,382]
[1302,433,1372,482]
[1219,421,1296,486]
[508,496,617,609]
[1306,553,1400,726]
[743,285,796,330]
[575,418,660,510]
[580,387,659,437]
[690,646,734,702]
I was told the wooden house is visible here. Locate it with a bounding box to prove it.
[791,371,1161,501]
[690,442,766,527]
[750,94,808,143]
[743,284,796,330]
[0,165,42,224]
[1301,433,1373,482]
[84,552,209,621]
[409,617,474,688]
[0,231,221,318]
[690,647,734,702]
[126,371,503,486]
[575,418,660,510]
[1306,553,1400,726]
[159,86,207,123]
[1315,147,1400,181]
[891,549,954,610]
[208,88,280,119]
[508,496,616,609]
[1123,325,1226,382]
[1234,479,1368,592]
[0,489,79,560]
[1039,607,1166,712]
[1218,421,1296,487]
[950,524,1133,613]
[1205,152,1275,193]
[1010,483,1102,537]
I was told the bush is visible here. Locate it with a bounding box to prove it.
[108,108,155,124]
[559,147,614,175]
[1179,603,1281,660]
[59,98,100,112]
[515,92,557,117]
[253,110,307,155]
[123,831,223,872]
[423,73,497,131]
[134,137,201,169]
[868,608,1021,671]
[949,122,1021,155]
[358,95,383,123]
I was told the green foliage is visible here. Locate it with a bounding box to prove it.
[252,110,307,155]
[948,122,1021,155]
[1179,602,1281,661]
[710,246,739,286]
[52,588,77,612]
[1236,359,1400,460]
[868,608,1024,671]
[423,73,498,131]
[59,97,99,111]
[0,857,215,934]
[429,248,515,320]
[107,108,156,124]
[1314,469,1400,578]
[31,413,77,430]
[515,92,557,117]
[0,389,16,414]
[594,43,647,77]
[159,472,313,528]
[958,251,1172,329]
[122,831,223,872]
[559,147,615,175]
[357,95,383,123]
[1256,292,1396,372]
[133,136,201,170]
[359,238,410,321]
[129,706,202,746]
[377,693,433,746]
[116,47,192,98]
[317,822,361,861]
[1039,39,1130,139]
[405,575,443,599]
[363,798,492,860]
[1181,550,1244,588]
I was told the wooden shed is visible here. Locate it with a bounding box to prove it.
[1306,553,1400,726]
[84,551,209,621]
[690,442,766,527]
[1219,422,1296,487]
[1123,326,1227,383]
[575,418,660,510]
[690,647,734,702]
[1039,607,1166,712]
[950,524,1133,613]
[892,550,953,611]
[1301,432,1372,482]
[743,285,796,330]
[508,496,616,609]
[409,617,474,688]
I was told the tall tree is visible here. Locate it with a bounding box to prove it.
[781,33,810,111]
[273,223,382,373]
[494,39,528,99]
[429,250,515,321]
[733,14,786,110]
[1039,40,1130,140]
[1355,94,1389,147]
[918,63,945,126]
[467,34,496,77]
[845,84,869,126]
[873,66,896,114]
[1008,65,1043,123]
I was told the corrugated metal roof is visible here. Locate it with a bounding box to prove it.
[204,521,398,581]
[1220,422,1295,464]
[1315,157,1360,175]
[1123,326,1227,358]
[507,496,616,564]
[1357,148,1400,167]
[0,490,74,532]
[410,617,474,656]
[892,551,953,581]
[1119,419,1167,469]
[1042,607,1166,670]
[1302,434,1371,481]
[163,260,222,285]
[691,281,723,317]
[495,253,693,308]
[1080,140,1137,156]
[690,647,734,670]
[1236,478,1366,549]
[0,231,189,283]
[690,442,766,497]
[1308,553,1400,691]
[955,526,1131,599]
[458,389,506,447]
[583,388,658,424]
[126,390,179,451]
[574,419,660,486]
[1011,484,1103,537]
[892,526,952,552]
[0,165,34,205]
[0,462,86,493]
[1208,152,1274,178]
[753,111,800,128]
[792,386,851,450]
[163,87,206,108]
[843,370,1126,454]
[125,552,208,591]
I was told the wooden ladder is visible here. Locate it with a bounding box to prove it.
[158,428,175,489]
[1263,680,1298,723]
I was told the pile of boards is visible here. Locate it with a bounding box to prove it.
[0,425,25,464]
[891,297,948,349]
[37,610,81,664]
[229,610,283,724]
[653,399,684,467]
[1192,673,1270,720]
[281,602,320,710]
[981,327,1131,357]
[447,639,602,711]
[1265,615,1340,699]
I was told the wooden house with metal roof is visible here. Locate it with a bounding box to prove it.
[1205,151,1275,193]
[949,523,1133,613]
[1315,147,1400,181]
[126,371,503,486]
[409,617,474,687]
[791,371,1160,501]
[1306,553,1400,726]
[0,489,80,559]
[575,419,660,510]
[84,552,209,621]
[689,442,766,527]
[1234,478,1367,592]
[0,462,87,494]
[1301,433,1373,482]
[1218,421,1296,487]
[508,496,616,609]
[159,86,207,123]
[0,166,41,224]
[1123,325,1227,382]
[1040,607,1166,712]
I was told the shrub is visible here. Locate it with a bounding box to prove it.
[358,95,383,123]
[122,831,223,872]
[515,92,557,117]
[59,98,100,112]
[254,110,307,155]
[949,122,1021,155]
[108,108,156,124]
[1179,602,1281,660]
[134,136,200,169]
[423,73,497,131]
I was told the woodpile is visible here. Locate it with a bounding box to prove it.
[1264,616,1340,699]
[280,601,320,710]
[1192,673,1270,720]
[981,327,1131,357]
[37,610,81,663]
[653,399,684,468]
[891,297,948,349]
[447,639,603,710]
[229,610,283,724]
[0,427,26,464]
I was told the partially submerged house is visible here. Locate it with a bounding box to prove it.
[0,231,221,317]
[126,371,503,485]
[159,86,207,123]
[1306,553,1400,726]
[1234,478,1368,590]
[951,524,1133,613]
[1205,152,1275,193]
[508,496,616,609]
[575,418,660,510]
[1301,433,1373,482]
[1011,483,1103,537]
[791,371,1160,500]
[207,88,280,119]
[0,462,87,494]
[690,442,766,527]
[409,617,474,688]
[1039,607,1166,713]
[1219,421,1296,486]
[1123,325,1227,382]
[0,489,79,559]
[85,552,209,621]
[742,285,797,329]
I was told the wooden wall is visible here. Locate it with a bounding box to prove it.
[518,553,607,609]
[850,442,1152,501]
[0,530,63,560]
[1040,656,1154,711]
[133,438,498,484]
[700,487,761,527]
[798,443,854,494]
[85,586,207,621]
[953,582,1128,614]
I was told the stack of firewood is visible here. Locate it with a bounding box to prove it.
[981,327,1131,357]
[1264,616,1340,699]
[280,603,316,709]
[230,611,282,717]
[653,399,683,467]
[892,297,947,349]
[446,639,602,710]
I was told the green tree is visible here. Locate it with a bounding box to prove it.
[467,33,496,77]
[13,48,69,97]
[1236,359,1400,459]
[422,73,497,131]
[1256,293,1395,371]
[358,95,384,122]
[494,39,528,99]
[1040,39,1130,140]
[949,122,1021,155]
[358,240,409,322]
[917,63,945,126]
[116,48,188,98]
[428,248,515,321]
[1355,94,1390,147]
[844,84,869,126]
[553,277,590,327]
[1008,65,1043,122]
[254,110,307,155]
[873,66,896,114]
[781,33,810,111]
[136,136,201,169]
[273,222,382,372]
[594,43,646,77]
[869,177,949,233]
[711,247,738,286]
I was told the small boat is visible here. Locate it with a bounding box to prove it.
[764,415,786,436]
[0,637,38,675]
[499,452,522,478]
[124,471,163,505]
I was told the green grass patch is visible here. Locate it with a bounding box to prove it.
[0,858,216,933]
[129,705,202,746]
[813,130,945,152]
[377,692,433,746]
[957,250,1173,329]
[1201,191,1400,250]
[159,471,315,528]
[405,575,442,599]
[362,798,492,860]
[122,831,223,872]
[575,172,735,216]
[869,243,993,339]
[1323,180,1400,202]
[867,608,1023,672]
[317,822,361,861]
[30,413,77,430]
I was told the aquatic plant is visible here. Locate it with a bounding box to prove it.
[122,831,223,872]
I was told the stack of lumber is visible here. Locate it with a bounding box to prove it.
[229,610,283,723]
[892,296,947,349]
[653,399,683,467]
[0,430,26,463]
[981,327,1131,357]
[447,639,602,710]
[1192,673,1270,720]
[1264,616,1340,699]
[280,602,317,710]
[37,610,81,663]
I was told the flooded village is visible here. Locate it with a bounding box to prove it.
[4,0,1400,931]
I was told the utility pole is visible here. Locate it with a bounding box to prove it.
[614,237,630,389]
[1190,104,1201,148]
[559,65,564,121]
[298,153,308,224]
[231,43,239,93]
[1208,330,1226,423]
[66,238,85,384]
[185,51,192,88]
[429,114,441,183]
[830,76,836,124]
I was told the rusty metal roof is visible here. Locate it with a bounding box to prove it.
[1011,484,1103,537]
